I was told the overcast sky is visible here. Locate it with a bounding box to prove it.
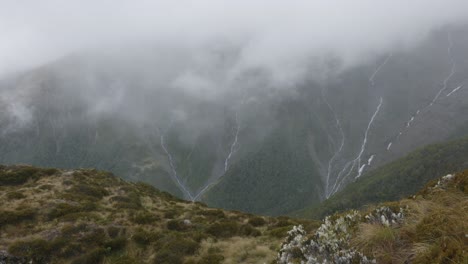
[1,0,468,80]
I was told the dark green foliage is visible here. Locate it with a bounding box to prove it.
[68,184,109,200]
[110,192,142,209]
[78,228,106,246]
[110,255,140,264]
[163,238,200,256]
[151,234,200,263]
[70,248,106,264]
[8,239,52,263]
[60,212,100,222]
[206,221,240,238]
[248,216,266,227]
[132,229,160,246]
[107,226,124,238]
[6,191,26,200]
[296,135,468,219]
[268,226,293,238]
[109,195,132,203]
[153,250,183,264]
[59,243,83,258]
[239,224,261,237]
[163,209,179,219]
[273,218,293,228]
[198,254,224,264]
[38,184,53,190]
[0,167,41,186]
[47,202,96,220]
[197,209,225,222]
[8,236,72,261]
[189,231,208,243]
[61,223,88,236]
[166,219,187,231]
[103,237,127,252]
[0,208,36,226]
[131,212,158,224]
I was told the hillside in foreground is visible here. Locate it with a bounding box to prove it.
[1,165,466,264]
[278,170,467,263]
[0,165,317,264]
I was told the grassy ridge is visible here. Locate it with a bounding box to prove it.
[0,165,318,264]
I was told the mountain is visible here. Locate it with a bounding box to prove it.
[293,134,468,219]
[278,170,468,264]
[0,165,317,264]
[1,26,468,215]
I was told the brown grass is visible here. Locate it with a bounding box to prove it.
[350,171,468,264]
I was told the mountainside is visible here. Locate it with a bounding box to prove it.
[1,26,468,215]
[0,165,317,264]
[278,170,468,264]
[294,134,468,219]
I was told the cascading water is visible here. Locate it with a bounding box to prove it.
[390,31,458,149]
[322,88,345,199]
[159,128,195,201]
[193,111,241,201]
[446,85,463,97]
[224,112,240,172]
[328,54,391,197]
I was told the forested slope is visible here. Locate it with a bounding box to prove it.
[294,135,468,219]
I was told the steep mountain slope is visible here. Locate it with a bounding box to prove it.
[0,27,468,215]
[278,170,468,263]
[0,165,317,264]
[294,134,468,219]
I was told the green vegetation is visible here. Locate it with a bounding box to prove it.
[295,135,468,219]
[6,191,26,200]
[0,166,56,185]
[0,165,310,263]
[0,208,36,226]
[248,216,266,227]
[279,171,468,264]
[205,113,325,216]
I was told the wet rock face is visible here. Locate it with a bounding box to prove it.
[0,251,28,264]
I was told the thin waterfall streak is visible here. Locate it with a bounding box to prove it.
[330,160,353,196]
[331,97,384,195]
[194,111,241,201]
[387,142,393,150]
[322,89,345,198]
[193,184,211,201]
[395,31,457,148]
[446,85,463,97]
[332,161,356,195]
[369,53,392,86]
[224,112,240,172]
[159,129,194,201]
[355,97,383,178]
[429,32,456,107]
[329,54,391,198]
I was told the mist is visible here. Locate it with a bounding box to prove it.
[1,1,468,138]
[2,0,468,80]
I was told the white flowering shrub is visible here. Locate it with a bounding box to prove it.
[277,206,409,264]
[364,206,405,227]
[277,211,375,264]
[433,174,454,189]
[277,225,308,263]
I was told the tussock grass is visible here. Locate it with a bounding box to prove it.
[350,171,468,264]
[0,165,303,263]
